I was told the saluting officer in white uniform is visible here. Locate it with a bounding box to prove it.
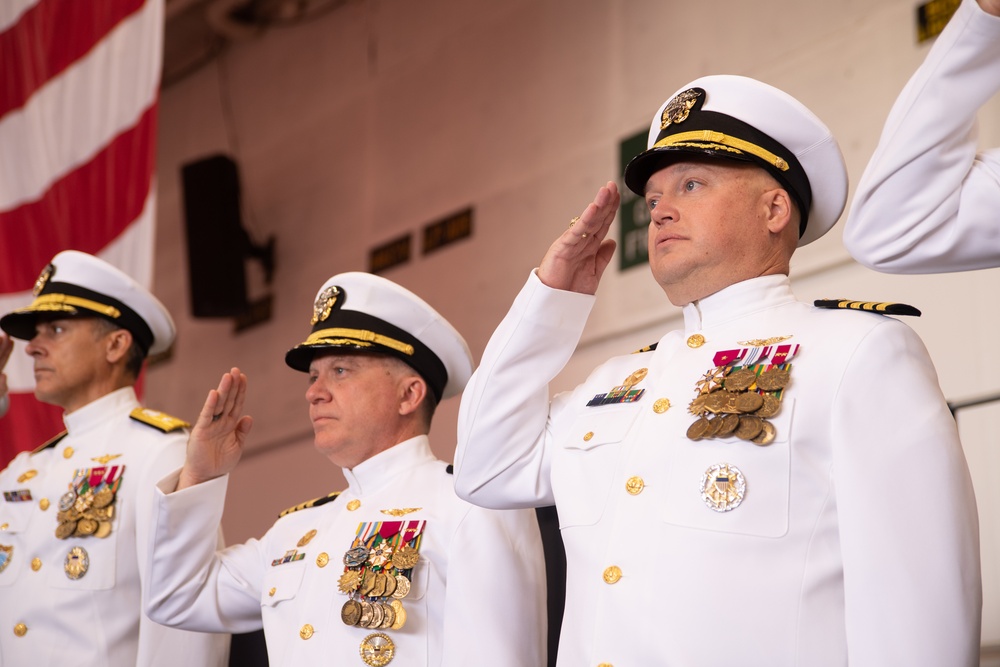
[454,75,982,666]
[0,250,229,666]
[144,272,547,666]
[845,0,1000,273]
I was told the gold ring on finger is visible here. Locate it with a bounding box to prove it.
[569,216,580,228]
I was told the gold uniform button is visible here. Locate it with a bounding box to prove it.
[268,587,277,597]
[13,623,27,637]
[316,552,330,568]
[0,523,8,531]
[603,565,622,584]
[583,432,594,442]
[63,447,74,459]
[347,500,361,511]
[39,498,50,511]
[598,664,614,667]
[687,334,705,348]
[31,558,41,572]
[625,477,645,495]
[652,398,671,414]
[300,623,314,639]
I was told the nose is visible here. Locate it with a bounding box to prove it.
[25,335,43,358]
[649,199,676,227]
[305,374,329,405]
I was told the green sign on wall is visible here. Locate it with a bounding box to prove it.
[618,130,651,272]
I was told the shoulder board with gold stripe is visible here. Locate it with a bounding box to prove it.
[813,299,921,317]
[31,430,68,455]
[279,491,341,518]
[631,342,658,354]
[129,407,190,433]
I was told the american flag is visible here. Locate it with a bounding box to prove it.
[0,0,163,466]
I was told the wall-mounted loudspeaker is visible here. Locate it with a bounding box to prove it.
[181,154,273,319]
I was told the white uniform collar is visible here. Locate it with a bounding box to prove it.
[342,435,436,496]
[681,274,796,333]
[63,386,139,436]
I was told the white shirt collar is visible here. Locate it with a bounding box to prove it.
[341,435,437,496]
[681,274,796,333]
[63,386,138,436]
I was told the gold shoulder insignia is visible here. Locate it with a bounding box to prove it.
[813,299,921,317]
[31,430,68,455]
[631,342,659,354]
[279,491,341,518]
[129,408,190,433]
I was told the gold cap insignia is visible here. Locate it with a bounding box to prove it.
[33,263,54,296]
[660,88,703,130]
[311,285,342,325]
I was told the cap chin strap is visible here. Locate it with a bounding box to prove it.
[304,327,415,356]
[25,293,122,319]
[653,130,790,172]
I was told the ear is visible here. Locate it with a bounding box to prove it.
[104,328,133,365]
[397,374,428,417]
[762,187,795,236]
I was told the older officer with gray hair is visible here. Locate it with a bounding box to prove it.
[144,272,547,666]
[454,74,982,665]
[0,250,229,666]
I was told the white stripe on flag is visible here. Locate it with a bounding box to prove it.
[0,0,162,209]
[0,0,38,33]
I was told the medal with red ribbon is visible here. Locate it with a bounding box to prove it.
[686,337,798,447]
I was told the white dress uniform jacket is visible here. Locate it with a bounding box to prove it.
[145,435,547,666]
[455,271,981,666]
[0,387,229,666]
[844,0,1000,273]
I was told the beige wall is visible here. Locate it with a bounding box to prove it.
[147,0,1000,646]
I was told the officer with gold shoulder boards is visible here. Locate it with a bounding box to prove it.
[144,272,547,666]
[0,250,229,666]
[846,0,1000,273]
[453,76,982,665]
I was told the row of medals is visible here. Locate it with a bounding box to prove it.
[686,365,790,445]
[55,486,116,540]
[338,541,419,631]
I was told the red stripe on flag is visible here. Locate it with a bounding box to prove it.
[0,0,146,117]
[0,392,64,462]
[0,104,157,292]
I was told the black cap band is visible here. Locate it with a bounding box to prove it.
[624,108,813,236]
[0,281,154,354]
[285,309,449,402]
